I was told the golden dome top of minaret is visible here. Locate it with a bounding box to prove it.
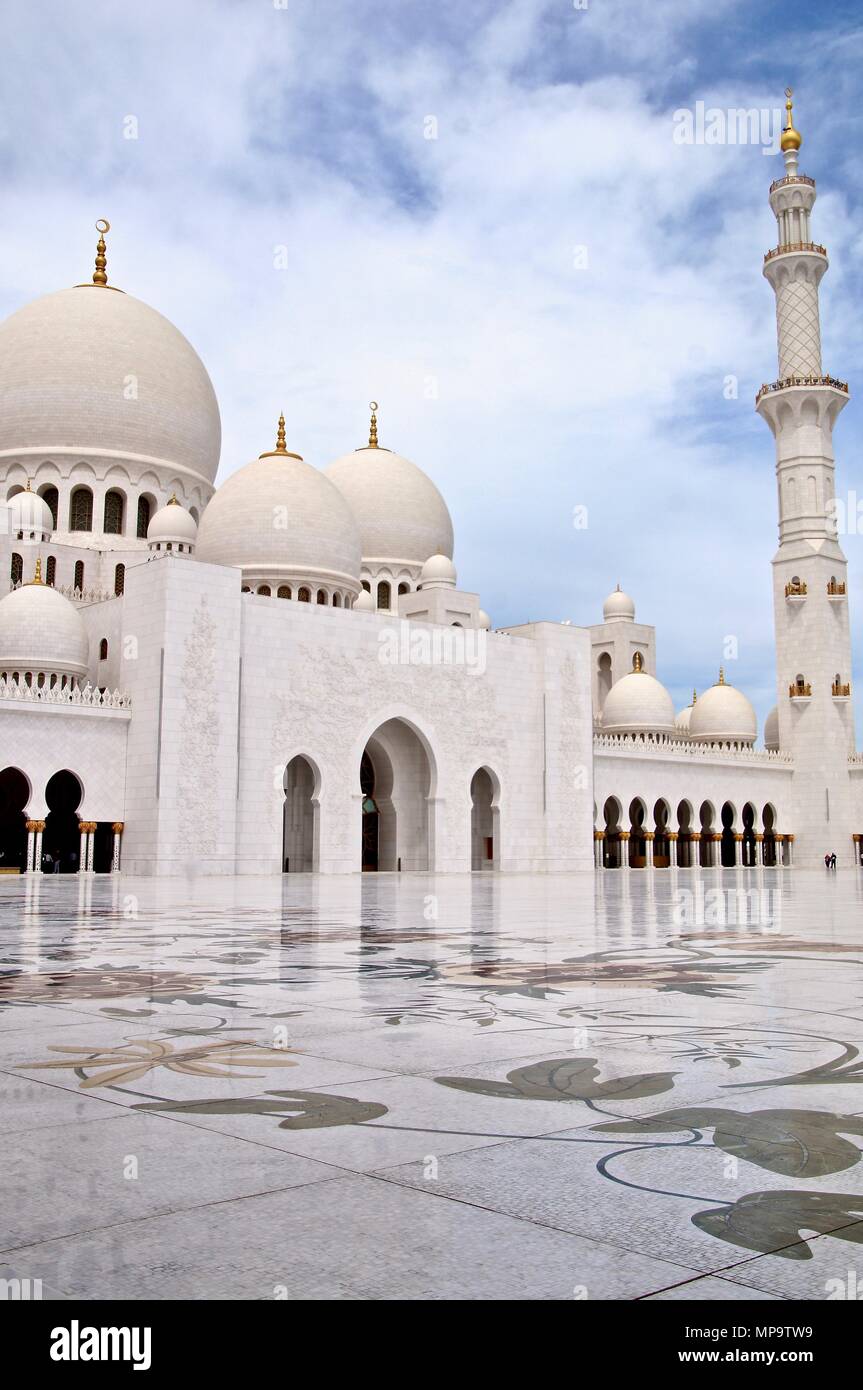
[780,87,802,152]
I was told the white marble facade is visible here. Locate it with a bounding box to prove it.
[0,104,861,876]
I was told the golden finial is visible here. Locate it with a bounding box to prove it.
[92,219,110,286]
[780,87,802,152]
[632,651,644,673]
[692,688,697,705]
[25,478,32,492]
[718,667,726,685]
[167,493,179,505]
[259,411,302,460]
[368,401,379,449]
[30,557,43,586]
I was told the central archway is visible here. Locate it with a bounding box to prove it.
[359,718,435,872]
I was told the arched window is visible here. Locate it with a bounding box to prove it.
[136,495,151,539]
[103,490,124,535]
[114,563,125,596]
[45,556,56,586]
[317,589,327,605]
[69,487,93,532]
[332,593,341,607]
[10,552,22,585]
[99,638,108,660]
[41,486,59,529]
[361,580,371,593]
[74,561,85,592]
[298,587,311,603]
[277,586,291,599]
[257,585,271,596]
[398,582,409,596]
[377,581,391,610]
[241,586,251,593]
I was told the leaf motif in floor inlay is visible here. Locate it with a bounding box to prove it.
[132,1089,388,1130]
[692,1190,863,1260]
[435,955,770,999]
[435,1056,677,1103]
[18,1038,300,1088]
[592,1108,863,1178]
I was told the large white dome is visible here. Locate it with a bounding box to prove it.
[689,670,757,746]
[0,572,89,681]
[0,285,221,486]
[601,655,676,737]
[325,435,453,568]
[196,432,361,593]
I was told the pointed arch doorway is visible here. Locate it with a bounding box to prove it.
[470,767,500,870]
[359,718,435,871]
[282,755,319,873]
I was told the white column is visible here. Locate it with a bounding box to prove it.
[669,832,678,867]
[645,831,654,868]
[734,833,743,867]
[619,830,630,869]
[755,833,765,866]
[25,820,40,874]
[112,822,123,873]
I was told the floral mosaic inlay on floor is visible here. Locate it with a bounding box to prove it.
[2,868,863,1300]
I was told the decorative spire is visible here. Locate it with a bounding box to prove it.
[692,688,697,705]
[718,667,726,684]
[25,478,32,492]
[92,219,110,286]
[259,412,302,460]
[29,557,43,586]
[780,87,802,153]
[368,401,379,448]
[167,493,179,506]
[632,651,644,673]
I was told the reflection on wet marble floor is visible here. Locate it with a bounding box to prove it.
[2,867,863,1300]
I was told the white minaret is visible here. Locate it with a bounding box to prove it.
[757,90,855,865]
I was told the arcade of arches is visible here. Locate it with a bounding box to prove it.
[0,766,124,875]
[597,795,790,868]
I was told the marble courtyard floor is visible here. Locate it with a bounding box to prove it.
[1,868,863,1301]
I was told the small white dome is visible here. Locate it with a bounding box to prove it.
[354,589,375,611]
[147,496,198,547]
[764,705,779,751]
[196,429,361,593]
[601,654,675,736]
[603,585,635,623]
[675,691,697,738]
[324,414,453,568]
[689,670,757,746]
[0,569,89,680]
[0,284,221,486]
[477,609,491,631]
[420,553,457,588]
[5,486,53,540]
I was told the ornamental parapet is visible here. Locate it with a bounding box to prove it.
[9,580,115,605]
[0,678,131,710]
[763,241,826,262]
[593,733,792,765]
[756,374,848,405]
[769,174,816,194]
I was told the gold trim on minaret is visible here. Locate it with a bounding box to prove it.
[780,87,802,152]
[259,412,302,460]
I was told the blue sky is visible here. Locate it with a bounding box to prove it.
[1,0,861,737]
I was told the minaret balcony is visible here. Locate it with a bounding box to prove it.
[789,682,812,700]
[827,580,847,601]
[763,241,826,263]
[769,174,815,194]
[832,681,851,700]
[756,374,849,405]
[784,579,807,602]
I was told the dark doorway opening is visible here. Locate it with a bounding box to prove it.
[43,771,82,873]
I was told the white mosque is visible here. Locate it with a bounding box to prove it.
[0,96,859,878]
